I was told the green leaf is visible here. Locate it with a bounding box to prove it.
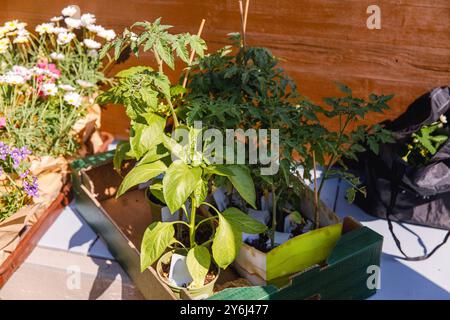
[163,160,202,212]
[162,134,189,163]
[138,146,169,165]
[186,246,211,288]
[205,165,233,177]
[156,39,175,69]
[189,35,206,58]
[193,179,208,204]
[140,222,175,272]
[117,160,167,197]
[226,165,256,209]
[114,39,124,60]
[221,207,267,234]
[140,89,158,110]
[346,187,356,203]
[130,114,165,158]
[212,213,242,269]
[174,39,189,63]
[149,181,166,204]
[115,66,153,78]
[113,141,131,172]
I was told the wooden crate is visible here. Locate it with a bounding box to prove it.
[71,151,383,300]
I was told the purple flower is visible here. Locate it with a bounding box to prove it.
[20,169,30,178]
[10,146,31,168]
[0,141,9,161]
[23,176,39,198]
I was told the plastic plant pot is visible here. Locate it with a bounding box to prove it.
[156,250,220,300]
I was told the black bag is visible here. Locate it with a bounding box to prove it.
[355,86,450,261]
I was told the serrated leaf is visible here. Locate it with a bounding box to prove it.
[115,66,153,78]
[156,39,174,69]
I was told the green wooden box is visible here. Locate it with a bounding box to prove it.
[71,151,383,300]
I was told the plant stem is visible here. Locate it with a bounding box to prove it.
[189,196,197,248]
[270,184,277,249]
[312,151,319,229]
[165,96,179,128]
[153,45,163,74]
[317,114,351,196]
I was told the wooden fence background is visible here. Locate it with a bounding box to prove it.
[1,0,449,138]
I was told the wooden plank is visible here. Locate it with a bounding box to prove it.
[1,0,448,135]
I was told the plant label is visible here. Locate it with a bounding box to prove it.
[168,253,193,287]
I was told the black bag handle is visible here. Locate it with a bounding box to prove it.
[387,160,450,261]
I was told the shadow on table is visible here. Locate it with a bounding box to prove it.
[371,252,450,300]
[68,204,143,300]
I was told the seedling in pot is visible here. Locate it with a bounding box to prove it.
[115,125,267,292]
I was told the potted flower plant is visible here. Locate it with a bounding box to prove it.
[0,5,116,159]
[0,4,118,285]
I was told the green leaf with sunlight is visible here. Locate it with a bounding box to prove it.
[140,222,175,271]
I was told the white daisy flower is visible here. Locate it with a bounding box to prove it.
[13,29,30,44]
[52,27,68,34]
[35,23,55,35]
[42,83,58,96]
[62,5,78,17]
[76,79,95,88]
[97,29,116,41]
[57,32,75,45]
[51,16,64,22]
[64,92,82,107]
[83,38,101,49]
[12,65,32,80]
[50,52,65,60]
[59,84,75,91]
[86,24,105,34]
[0,38,9,53]
[80,13,96,26]
[65,18,82,29]
[440,115,447,124]
[3,74,25,85]
[4,20,20,31]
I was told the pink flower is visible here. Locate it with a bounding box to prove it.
[35,61,61,96]
[0,117,6,128]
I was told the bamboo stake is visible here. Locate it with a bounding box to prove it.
[181,18,206,90]
[238,0,250,48]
